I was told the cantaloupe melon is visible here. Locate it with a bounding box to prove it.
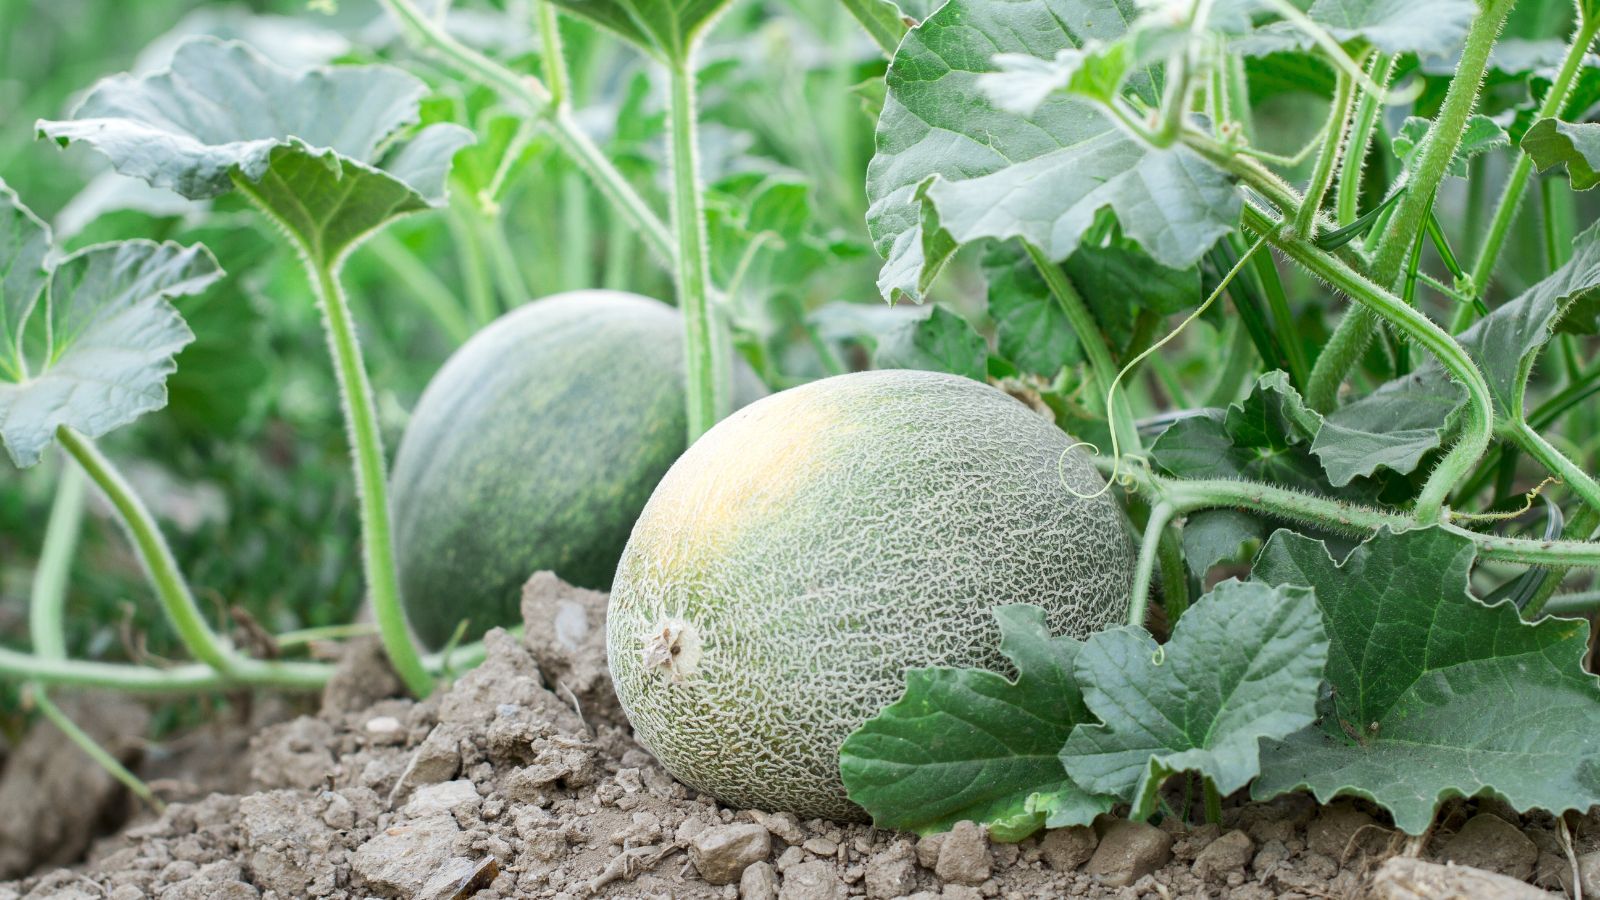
[391,291,765,648]
[607,369,1134,821]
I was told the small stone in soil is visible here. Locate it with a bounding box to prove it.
[1438,813,1538,881]
[1369,856,1556,899]
[913,833,943,870]
[1038,825,1097,871]
[740,860,779,900]
[691,823,773,885]
[863,839,917,899]
[1192,828,1253,882]
[1084,820,1172,888]
[352,815,461,895]
[1576,849,1600,897]
[779,859,843,900]
[934,821,991,886]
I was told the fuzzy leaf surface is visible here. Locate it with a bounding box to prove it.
[38,37,472,263]
[1235,0,1475,57]
[839,605,1111,840]
[1062,580,1327,819]
[866,0,1238,303]
[1251,528,1600,834]
[541,0,732,61]
[0,239,221,467]
[0,180,50,377]
[1523,118,1600,191]
[810,302,986,381]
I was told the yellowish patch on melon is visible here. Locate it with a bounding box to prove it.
[634,389,857,564]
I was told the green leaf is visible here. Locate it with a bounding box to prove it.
[0,239,222,468]
[1183,509,1267,575]
[1311,372,1463,486]
[1522,117,1600,191]
[1235,0,1476,58]
[810,302,987,380]
[1061,237,1202,348]
[1392,114,1509,179]
[983,242,1079,378]
[839,604,1111,840]
[0,180,50,380]
[1251,527,1600,834]
[38,38,473,264]
[1062,580,1328,819]
[1151,372,1328,492]
[541,0,731,61]
[866,0,1239,303]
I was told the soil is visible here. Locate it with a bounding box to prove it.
[1,573,1595,899]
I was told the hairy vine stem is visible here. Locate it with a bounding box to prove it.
[57,429,239,677]
[1294,69,1356,240]
[375,0,675,264]
[1305,0,1514,412]
[667,54,730,439]
[1334,53,1396,226]
[1241,205,1494,523]
[1467,6,1600,309]
[1106,466,1600,570]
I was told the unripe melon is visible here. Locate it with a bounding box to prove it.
[391,291,765,648]
[608,369,1134,821]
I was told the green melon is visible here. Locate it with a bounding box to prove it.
[391,290,765,648]
[607,369,1134,821]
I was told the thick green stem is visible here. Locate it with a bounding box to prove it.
[1469,12,1600,303]
[1507,421,1600,515]
[1295,70,1357,239]
[1156,522,1190,623]
[1245,206,1494,522]
[30,465,85,660]
[0,649,331,693]
[1129,503,1175,629]
[1335,53,1396,226]
[667,55,729,441]
[1524,506,1600,620]
[447,200,497,324]
[1308,0,1513,405]
[537,0,569,106]
[58,429,238,676]
[376,0,674,264]
[302,257,433,697]
[1106,468,1600,568]
[1203,778,1223,825]
[1025,242,1142,456]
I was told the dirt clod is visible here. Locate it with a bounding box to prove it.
[863,839,917,898]
[1306,802,1381,860]
[933,820,991,885]
[1084,819,1172,887]
[352,815,460,896]
[1038,825,1097,871]
[1193,827,1253,881]
[690,823,772,885]
[1368,856,1557,899]
[740,860,779,900]
[1438,813,1539,880]
[779,859,842,900]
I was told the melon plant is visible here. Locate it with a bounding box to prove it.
[607,369,1135,820]
[391,291,765,648]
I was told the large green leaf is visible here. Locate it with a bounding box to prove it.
[1062,580,1327,819]
[38,37,472,265]
[865,0,1239,304]
[1311,373,1462,486]
[0,195,221,468]
[1235,0,1476,57]
[1252,527,1600,834]
[0,180,50,379]
[1522,117,1600,191]
[541,0,731,61]
[839,605,1111,841]
[1151,372,1331,493]
[983,242,1080,379]
[809,302,987,380]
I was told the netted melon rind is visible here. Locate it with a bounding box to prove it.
[607,369,1135,821]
